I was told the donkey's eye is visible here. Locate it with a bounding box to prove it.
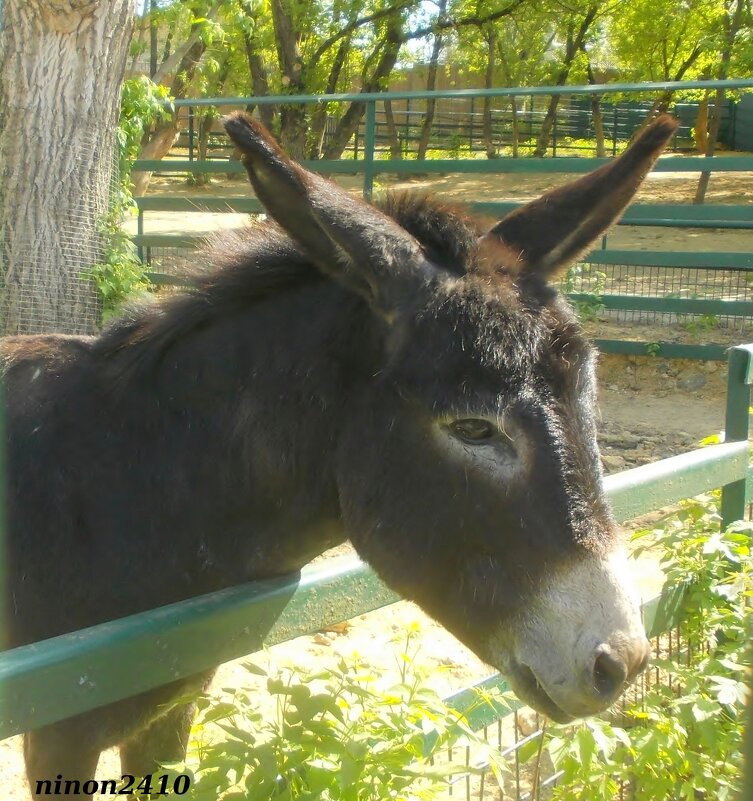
[450,418,496,443]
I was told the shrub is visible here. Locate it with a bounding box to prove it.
[167,635,504,801]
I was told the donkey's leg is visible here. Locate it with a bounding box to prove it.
[119,700,196,784]
[24,727,101,799]
[119,672,213,795]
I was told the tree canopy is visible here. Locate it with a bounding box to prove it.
[128,0,752,181]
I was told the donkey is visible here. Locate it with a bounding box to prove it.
[3,113,677,796]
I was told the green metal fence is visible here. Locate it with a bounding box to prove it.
[130,79,753,362]
[176,95,740,161]
[1,345,751,798]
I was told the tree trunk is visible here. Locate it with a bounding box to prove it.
[632,47,703,141]
[242,30,275,130]
[510,99,519,158]
[533,93,561,157]
[591,93,606,156]
[191,55,230,186]
[383,101,403,158]
[323,26,403,160]
[308,38,350,159]
[694,0,745,204]
[416,0,447,161]
[533,6,597,157]
[0,0,134,335]
[695,95,709,153]
[149,0,158,77]
[270,0,307,157]
[694,90,725,204]
[631,91,674,141]
[132,15,207,195]
[582,47,605,157]
[482,29,497,159]
[131,123,179,196]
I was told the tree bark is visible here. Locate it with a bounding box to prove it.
[694,95,709,153]
[582,47,605,157]
[322,23,403,160]
[242,29,275,130]
[0,0,134,335]
[383,100,403,159]
[631,46,703,141]
[308,38,350,158]
[510,99,519,158]
[149,0,157,77]
[270,0,307,158]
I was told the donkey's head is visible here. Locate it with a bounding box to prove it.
[224,113,677,722]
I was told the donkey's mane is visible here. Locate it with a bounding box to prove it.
[93,193,483,377]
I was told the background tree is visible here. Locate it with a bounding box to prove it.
[130,0,531,188]
[610,0,716,139]
[0,0,135,335]
[694,0,751,202]
[453,5,556,157]
[532,0,600,157]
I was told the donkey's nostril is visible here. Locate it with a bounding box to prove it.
[592,648,629,699]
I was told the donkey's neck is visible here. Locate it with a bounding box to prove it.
[105,277,379,592]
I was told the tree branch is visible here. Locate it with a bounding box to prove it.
[405,0,528,40]
[310,0,418,64]
[152,1,220,86]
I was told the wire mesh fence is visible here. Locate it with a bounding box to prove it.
[0,126,118,336]
[560,261,753,331]
[438,621,690,801]
[138,241,753,336]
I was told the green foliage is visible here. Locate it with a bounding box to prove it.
[680,313,721,337]
[119,76,173,165]
[167,636,504,800]
[539,495,752,800]
[85,226,152,324]
[88,77,172,321]
[562,263,607,322]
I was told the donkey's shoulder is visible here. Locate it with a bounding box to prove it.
[0,334,94,395]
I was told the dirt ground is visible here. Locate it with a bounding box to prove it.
[3,163,749,798]
[127,163,753,254]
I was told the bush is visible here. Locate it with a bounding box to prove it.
[166,634,504,801]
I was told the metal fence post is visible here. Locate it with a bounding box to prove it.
[721,345,753,527]
[363,100,376,201]
[188,106,195,162]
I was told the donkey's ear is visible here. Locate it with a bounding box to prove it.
[223,112,435,316]
[477,116,678,279]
